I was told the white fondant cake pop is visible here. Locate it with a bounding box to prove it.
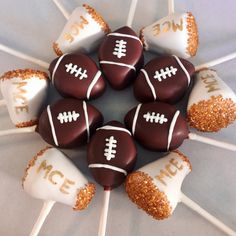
[22,147,95,236]
[188,69,236,132]
[140,12,198,59]
[53,4,110,56]
[125,151,236,236]
[0,69,49,127]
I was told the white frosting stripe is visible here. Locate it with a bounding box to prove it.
[172,55,191,86]
[167,110,180,151]
[82,101,90,142]
[100,61,136,71]
[108,33,142,44]
[88,164,127,175]
[132,104,142,135]
[47,105,59,146]
[97,125,131,136]
[141,69,157,101]
[87,71,102,100]
[52,54,68,84]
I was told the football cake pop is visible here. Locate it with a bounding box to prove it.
[22,147,95,236]
[133,52,236,104]
[0,69,49,127]
[0,98,103,148]
[53,4,110,55]
[125,151,236,236]
[49,53,106,100]
[140,0,198,58]
[98,0,144,90]
[87,121,137,236]
[124,102,236,152]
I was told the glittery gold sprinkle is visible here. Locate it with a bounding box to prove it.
[22,146,52,187]
[83,4,110,34]
[53,42,63,56]
[188,95,236,132]
[15,119,38,128]
[74,183,96,210]
[186,12,198,57]
[139,27,147,50]
[125,171,172,220]
[0,69,49,81]
[173,150,192,171]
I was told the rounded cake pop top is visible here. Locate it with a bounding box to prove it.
[49,53,106,100]
[188,69,236,132]
[0,69,49,127]
[22,147,95,210]
[125,151,191,219]
[99,26,144,90]
[140,12,198,59]
[133,55,195,103]
[53,4,110,56]
[37,98,103,148]
[124,102,189,151]
[87,121,137,189]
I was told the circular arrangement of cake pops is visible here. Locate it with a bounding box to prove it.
[0,0,236,236]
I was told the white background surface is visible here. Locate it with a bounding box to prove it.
[0,0,236,235]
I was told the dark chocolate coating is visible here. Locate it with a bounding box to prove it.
[49,54,106,100]
[87,121,137,189]
[37,98,103,148]
[124,102,189,151]
[99,26,144,90]
[133,55,195,103]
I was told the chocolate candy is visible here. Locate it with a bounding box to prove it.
[124,102,188,151]
[140,12,199,59]
[49,54,106,100]
[87,121,137,189]
[37,98,103,148]
[99,26,144,90]
[133,55,195,103]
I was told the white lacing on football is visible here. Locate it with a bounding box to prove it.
[97,125,131,136]
[88,164,127,175]
[83,101,90,143]
[154,66,178,82]
[100,61,136,71]
[65,63,88,80]
[132,103,142,135]
[104,136,117,161]
[87,71,102,100]
[143,112,168,124]
[113,40,127,58]
[47,105,59,146]
[108,32,142,45]
[57,111,80,124]
[141,69,157,100]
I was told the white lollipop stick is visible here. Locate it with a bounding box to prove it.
[181,193,236,236]
[0,125,36,137]
[126,0,139,28]
[188,133,236,152]
[30,200,56,236]
[98,190,111,236]
[168,0,175,15]
[0,99,6,107]
[52,0,70,20]
[195,52,236,71]
[0,44,49,69]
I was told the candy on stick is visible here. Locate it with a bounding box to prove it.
[98,0,144,90]
[87,121,137,236]
[0,98,103,148]
[52,0,70,20]
[22,147,95,236]
[53,4,110,55]
[124,102,236,152]
[0,69,49,127]
[134,52,236,104]
[140,0,198,59]
[125,151,236,236]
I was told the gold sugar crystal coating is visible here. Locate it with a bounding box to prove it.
[173,150,192,171]
[186,12,198,57]
[22,146,52,187]
[188,95,236,132]
[0,69,49,81]
[139,27,147,50]
[15,119,38,128]
[125,171,172,220]
[53,42,63,56]
[83,4,110,33]
[74,183,96,210]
